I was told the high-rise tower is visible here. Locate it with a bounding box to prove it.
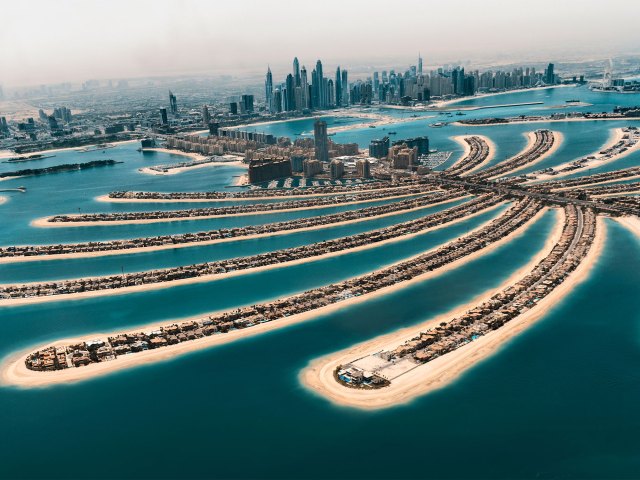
[265,67,274,112]
[314,120,329,163]
[335,67,342,108]
[293,57,301,87]
[315,60,325,108]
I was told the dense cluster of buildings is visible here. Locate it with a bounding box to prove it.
[3,194,500,301]
[0,186,461,260]
[264,58,566,111]
[26,193,550,371]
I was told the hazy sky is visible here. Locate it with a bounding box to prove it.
[2,0,639,87]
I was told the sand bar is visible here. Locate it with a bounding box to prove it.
[0,205,546,387]
[300,213,605,410]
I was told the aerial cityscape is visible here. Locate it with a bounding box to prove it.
[1,0,640,478]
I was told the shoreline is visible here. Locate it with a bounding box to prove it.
[0,202,508,305]
[139,147,206,161]
[1,196,471,264]
[452,117,640,127]
[615,216,640,238]
[138,160,246,177]
[449,134,497,176]
[489,130,563,179]
[430,85,576,109]
[300,213,606,410]
[0,205,546,387]
[531,128,639,182]
[30,192,428,228]
[0,139,138,159]
[94,185,407,203]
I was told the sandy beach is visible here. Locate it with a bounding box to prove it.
[531,128,640,182]
[0,196,6,205]
[300,213,606,410]
[615,216,640,238]
[2,195,472,264]
[0,204,545,387]
[431,85,576,109]
[0,202,507,305]
[139,147,206,161]
[449,135,497,176]
[31,191,429,228]
[452,117,640,127]
[487,130,563,180]
[138,160,246,176]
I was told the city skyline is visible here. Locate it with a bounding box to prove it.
[2,0,640,87]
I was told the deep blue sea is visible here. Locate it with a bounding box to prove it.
[1,85,639,479]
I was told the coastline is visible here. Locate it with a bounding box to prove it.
[452,117,640,127]
[139,147,206,161]
[1,195,472,264]
[30,192,428,228]
[0,202,508,305]
[488,130,563,179]
[300,213,606,410]
[449,134,497,176]
[138,160,246,176]
[531,128,639,182]
[430,84,576,109]
[0,204,546,387]
[615,216,640,238]
[0,139,138,159]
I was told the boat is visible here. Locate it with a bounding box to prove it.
[565,99,580,103]
[369,125,377,128]
[429,122,447,128]
[455,112,466,116]
[387,131,397,135]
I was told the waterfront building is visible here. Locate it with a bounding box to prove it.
[341,69,349,105]
[248,159,292,184]
[356,158,371,178]
[329,159,344,179]
[389,144,417,169]
[545,63,555,85]
[285,74,296,111]
[314,120,329,163]
[393,136,429,155]
[369,137,390,159]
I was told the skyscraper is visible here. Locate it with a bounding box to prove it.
[313,120,329,163]
[160,108,168,125]
[418,53,423,75]
[285,74,296,111]
[341,69,349,105]
[300,66,309,109]
[315,60,325,108]
[335,67,342,108]
[169,91,177,114]
[265,67,274,113]
[202,105,210,126]
[545,63,555,85]
[293,57,300,87]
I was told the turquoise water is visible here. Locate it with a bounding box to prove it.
[1,88,640,478]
